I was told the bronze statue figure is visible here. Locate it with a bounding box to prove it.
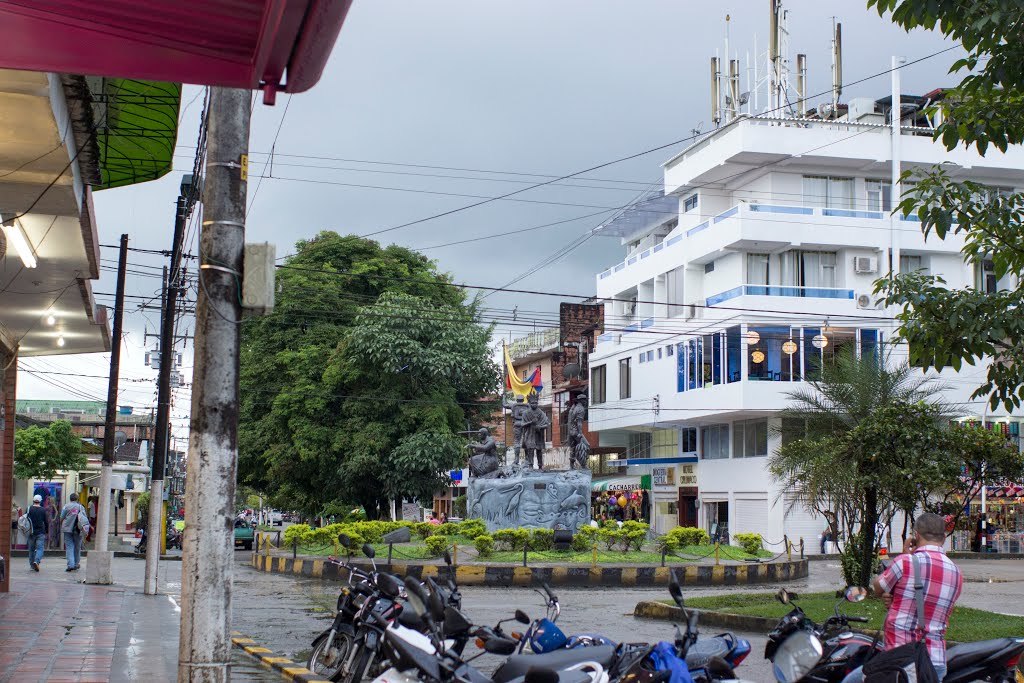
[502,392,529,466]
[467,427,500,478]
[521,392,550,470]
[567,393,590,470]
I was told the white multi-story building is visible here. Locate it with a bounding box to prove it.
[587,96,1024,546]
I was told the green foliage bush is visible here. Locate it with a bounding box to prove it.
[493,528,530,551]
[473,534,494,558]
[453,495,468,518]
[662,526,710,551]
[734,533,763,555]
[841,532,880,587]
[597,527,621,551]
[571,525,598,552]
[436,523,460,537]
[412,522,435,540]
[284,523,312,547]
[425,535,450,558]
[530,528,554,551]
[459,519,486,539]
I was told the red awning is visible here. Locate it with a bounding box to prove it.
[0,0,352,103]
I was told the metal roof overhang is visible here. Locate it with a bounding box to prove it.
[591,193,678,239]
[0,0,352,104]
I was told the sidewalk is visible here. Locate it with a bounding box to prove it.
[0,553,277,682]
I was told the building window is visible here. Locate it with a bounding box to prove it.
[701,424,729,459]
[780,250,837,290]
[900,254,924,274]
[802,175,854,209]
[652,428,678,458]
[681,427,698,453]
[746,253,770,286]
[628,431,651,459]
[639,354,645,364]
[684,194,698,212]
[666,345,674,357]
[646,350,655,362]
[658,347,663,359]
[866,180,892,212]
[666,266,686,317]
[733,419,768,457]
[726,326,742,383]
[619,358,631,400]
[590,365,607,404]
[975,259,997,294]
[704,261,715,274]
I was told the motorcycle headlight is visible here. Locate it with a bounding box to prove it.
[771,631,823,683]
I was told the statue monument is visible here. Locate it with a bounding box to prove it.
[465,388,590,533]
[567,393,590,470]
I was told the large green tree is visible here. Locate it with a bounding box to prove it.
[869,0,1024,409]
[14,420,85,481]
[238,232,499,519]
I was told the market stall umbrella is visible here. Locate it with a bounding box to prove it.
[0,0,353,103]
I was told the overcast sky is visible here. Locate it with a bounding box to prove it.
[18,0,961,439]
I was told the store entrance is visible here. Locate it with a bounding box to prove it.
[705,501,729,544]
[678,487,698,528]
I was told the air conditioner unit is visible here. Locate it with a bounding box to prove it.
[683,304,696,320]
[854,256,878,274]
[856,293,873,309]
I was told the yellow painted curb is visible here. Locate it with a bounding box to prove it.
[735,565,749,583]
[621,567,638,586]
[312,559,324,578]
[512,567,533,585]
[683,565,699,583]
[283,666,315,676]
[653,567,670,583]
[231,637,255,645]
[711,565,725,583]
[293,559,304,575]
[261,656,295,665]
[456,566,485,585]
[230,631,242,636]
[244,646,273,654]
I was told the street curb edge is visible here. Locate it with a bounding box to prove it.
[230,632,331,683]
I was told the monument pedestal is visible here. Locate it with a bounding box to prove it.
[467,468,591,533]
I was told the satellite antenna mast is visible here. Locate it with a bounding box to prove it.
[711,56,722,126]
[832,19,843,113]
[796,53,807,116]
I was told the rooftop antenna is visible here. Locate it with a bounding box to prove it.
[711,56,722,126]
[796,53,807,117]
[769,0,779,111]
[832,19,843,112]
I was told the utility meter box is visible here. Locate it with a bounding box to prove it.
[242,242,276,315]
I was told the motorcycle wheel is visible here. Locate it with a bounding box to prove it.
[308,631,353,682]
[341,646,375,683]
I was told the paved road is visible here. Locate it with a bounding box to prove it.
[232,553,1024,682]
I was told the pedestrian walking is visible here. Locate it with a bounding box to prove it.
[25,495,47,571]
[841,513,963,682]
[85,496,97,543]
[60,493,89,571]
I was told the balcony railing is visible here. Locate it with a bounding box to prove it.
[706,284,855,306]
[597,201,931,281]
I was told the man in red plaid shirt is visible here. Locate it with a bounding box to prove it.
[842,513,963,682]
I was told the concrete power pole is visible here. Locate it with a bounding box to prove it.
[177,87,249,683]
[86,233,128,585]
[146,197,188,595]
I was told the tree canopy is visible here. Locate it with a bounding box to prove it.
[238,232,500,519]
[868,0,1024,409]
[14,420,85,481]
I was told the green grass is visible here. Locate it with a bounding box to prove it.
[678,591,1024,643]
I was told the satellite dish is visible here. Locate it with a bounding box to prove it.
[115,431,128,447]
[562,363,581,380]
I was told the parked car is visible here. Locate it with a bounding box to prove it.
[268,511,284,526]
[234,518,255,550]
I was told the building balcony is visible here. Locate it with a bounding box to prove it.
[706,284,854,307]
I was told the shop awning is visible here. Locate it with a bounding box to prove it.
[592,476,644,492]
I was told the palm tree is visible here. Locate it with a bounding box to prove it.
[770,348,948,586]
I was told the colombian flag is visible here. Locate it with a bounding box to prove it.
[504,344,544,397]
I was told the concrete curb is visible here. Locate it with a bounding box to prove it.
[251,554,809,588]
[230,630,331,683]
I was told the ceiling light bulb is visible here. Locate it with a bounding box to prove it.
[57,336,65,348]
[782,340,798,355]
[45,314,55,326]
[744,330,760,345]
[751,350,766,364]
[2,219,38,269]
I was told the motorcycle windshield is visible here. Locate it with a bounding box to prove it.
[772,631,823,683]
[531,619,568,653]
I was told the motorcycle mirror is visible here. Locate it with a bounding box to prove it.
[484,636,518,656]
[362,543,375,559]
[668,581,685,609]
[844,586,868,603]
[404,576,429,619]
[443,550,453,566]
[515,609,531,625]
[425,577,447,621]
[338,534,351,548]
[776,588,794,605]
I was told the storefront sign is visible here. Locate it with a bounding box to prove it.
[653,467,675,486]
[678,464,697,486]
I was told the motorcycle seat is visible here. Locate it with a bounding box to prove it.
[946,638,1019,671]
[493,645,617,683]
[687,636,733,662]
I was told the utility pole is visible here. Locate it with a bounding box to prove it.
[146,197,188,595]
[177,87,249,683]
[86,233,128,585]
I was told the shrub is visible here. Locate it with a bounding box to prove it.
[473,534,494,558]
[665,526,710,550]
[734,533,763,556]
[459,519,486,540]
[841,532,880,587]
[453,495,468,518]
[493,528,530,551]
[412,522,435,540]
[597,527,621,551]
[622,529,647,552]
[351,521,385,544]
[425,535,450,558]
[309,523,346,547]
[436,523,460,537]
[283,523,311,547]
[530,528,554,551]
[571,525,598,552]
[601,519,619,530]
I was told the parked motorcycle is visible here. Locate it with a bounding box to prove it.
[766,587,1024,683]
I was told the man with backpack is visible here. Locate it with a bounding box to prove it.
[23,494,48,571]
[60,492,90,572]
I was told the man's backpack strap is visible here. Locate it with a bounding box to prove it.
[911,552,927,640]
